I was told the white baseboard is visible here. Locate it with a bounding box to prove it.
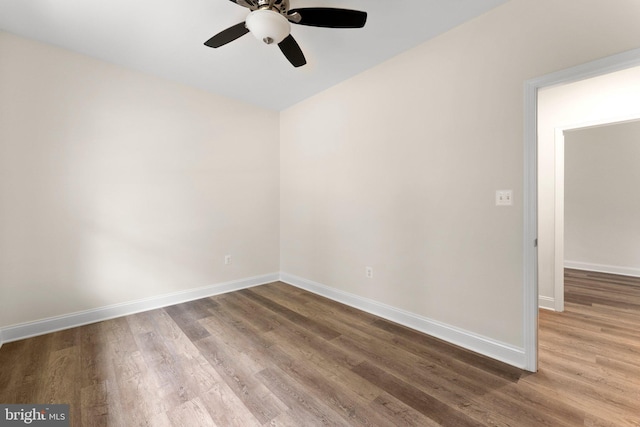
[2,272,528,370]
[565,261,640,279]
[538,295,556,311]
[0,273,279,344]
[279,272,526,370]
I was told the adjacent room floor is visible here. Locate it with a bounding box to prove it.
[1,270,639,426]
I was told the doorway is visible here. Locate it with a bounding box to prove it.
[523,48,640,372]
[537,71,640,317]
[559,120,640,312]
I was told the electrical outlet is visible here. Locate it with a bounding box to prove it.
[365,266,373,278]
[224,255,232,265]
[495,190,513,206]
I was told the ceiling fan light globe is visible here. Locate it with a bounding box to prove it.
[246,9,291,45]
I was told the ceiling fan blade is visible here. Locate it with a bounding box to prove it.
[278,34,307,67]
[204,22,249,48]
[288,8,367,28]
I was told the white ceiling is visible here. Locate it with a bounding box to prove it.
[0,0,508,110]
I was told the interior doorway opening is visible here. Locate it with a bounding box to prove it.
[537,66,640,315]
[523,48,640,372]
[554,119,640,312]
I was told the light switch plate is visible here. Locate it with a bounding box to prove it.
[496,190,513,206]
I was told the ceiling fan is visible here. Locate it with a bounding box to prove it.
[204,0,368,67]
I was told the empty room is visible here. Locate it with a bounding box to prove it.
[1,0,640,425]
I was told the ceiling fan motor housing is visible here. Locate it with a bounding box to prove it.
[245,9,291,45]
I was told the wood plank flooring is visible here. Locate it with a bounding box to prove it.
[1,270,640,426]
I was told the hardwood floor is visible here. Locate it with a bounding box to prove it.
[1,271,639,426]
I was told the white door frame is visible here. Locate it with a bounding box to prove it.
[523,47,640,372]
[553,127,565,313]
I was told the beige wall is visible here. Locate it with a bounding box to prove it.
[281,0,640,348]
[564,121,640,275]
[0,32,280,328]
[538,66,640,305]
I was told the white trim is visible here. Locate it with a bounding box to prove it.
[280,272,526,369]
[0,273,279,343]
[523,75,539,372]
[538,296,556,311]
[524,46,640,373]
[554,128,565,312]
[526,48,640,91]
[565,261,640,279]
